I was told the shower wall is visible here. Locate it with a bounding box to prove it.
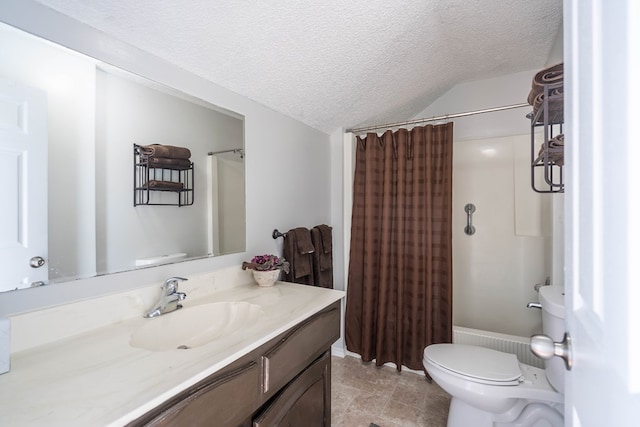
[414,68,562,338]
[453,134,550,336]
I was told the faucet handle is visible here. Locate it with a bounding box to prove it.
[162,276,188,295]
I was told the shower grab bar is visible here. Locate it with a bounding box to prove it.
[464,203,476,236]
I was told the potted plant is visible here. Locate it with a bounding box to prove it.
[242,254,290,287]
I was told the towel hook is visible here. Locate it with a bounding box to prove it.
[464,203,476,236]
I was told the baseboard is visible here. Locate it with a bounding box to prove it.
[331,343,346,358]
[340,349,426,377]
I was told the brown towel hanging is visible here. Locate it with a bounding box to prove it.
[311,225,333,289]
[282,228,315,285]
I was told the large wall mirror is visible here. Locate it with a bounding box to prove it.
[0,22,246,292]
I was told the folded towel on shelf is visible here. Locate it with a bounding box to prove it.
[143,180,184,191]
[139,144,191,160]
[527,63,564,122]
[538,134,565,167]
[530,63,564,95]
[549,134,564,148]
[531,95,564,124]
[311,225,333,289]
[532,86,564,111]
[145,156,192,170]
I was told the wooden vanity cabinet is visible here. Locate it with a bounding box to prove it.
[253,351,330,427]
[127,300,340,427]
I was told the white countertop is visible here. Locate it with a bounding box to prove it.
[0,279,344,426]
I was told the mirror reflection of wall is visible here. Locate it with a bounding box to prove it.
[207,150,246,257]
[0,22,246,291]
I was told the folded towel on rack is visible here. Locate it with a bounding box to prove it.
[530,86,564,123]
[531,86,564,111]
[527,63,564,122]
[549,134,564,148]
[282,227,315,284]
[529,96,563,123]
[530,63,564,94]
[311,225,333,289]
[139,144,191,160]
[528,85,564,107]
[143,180,184,191]
[144,156,192,170]
[537,134,564,153]
[538,134,565,167]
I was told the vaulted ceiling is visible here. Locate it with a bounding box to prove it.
[35,0,562,134]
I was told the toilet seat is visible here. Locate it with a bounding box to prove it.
[424,344,523,385]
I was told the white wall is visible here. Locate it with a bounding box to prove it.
[415,69,559,337]
[546,23,564,66]
[0,2,331,316]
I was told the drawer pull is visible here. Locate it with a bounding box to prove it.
[262,356,270,393]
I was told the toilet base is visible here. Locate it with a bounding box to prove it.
[447,398,564,427]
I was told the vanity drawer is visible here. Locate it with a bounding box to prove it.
[261,301,340,395]
[254,351,330,427]
[136,361,260,427]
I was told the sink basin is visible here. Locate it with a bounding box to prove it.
[130,301,263,351]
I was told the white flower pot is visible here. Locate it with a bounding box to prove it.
[252,269,280,287]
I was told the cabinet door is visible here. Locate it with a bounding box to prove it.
[253,352,330,427]
[261,302,339,395]
[134,361,259,427]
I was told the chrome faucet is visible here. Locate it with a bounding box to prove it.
[143,277,188,318]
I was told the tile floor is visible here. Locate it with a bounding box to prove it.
[331,355,451,427]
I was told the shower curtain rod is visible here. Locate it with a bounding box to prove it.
[208,148,244,156]
[346,102,529,134]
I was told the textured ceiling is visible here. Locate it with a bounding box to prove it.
[35,0,562,134]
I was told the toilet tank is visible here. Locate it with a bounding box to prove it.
[538,285,566,393]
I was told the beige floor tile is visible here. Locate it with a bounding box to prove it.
[332,382,357,419]
[348,389,393,417]
[336,407,378,427]
[331,355,450,427]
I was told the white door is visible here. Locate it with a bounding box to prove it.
[564,0,640,425]
[0,80,48,291]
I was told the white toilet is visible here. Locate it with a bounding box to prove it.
[423,285,566,426]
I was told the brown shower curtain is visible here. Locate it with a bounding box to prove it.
[345,123,453,371]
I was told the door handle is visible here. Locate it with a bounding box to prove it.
[530,332,573,370]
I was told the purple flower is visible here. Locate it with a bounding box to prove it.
[242,254,290,274]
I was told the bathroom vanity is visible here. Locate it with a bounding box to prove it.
[129,302,339,426]
[0,270,344,426]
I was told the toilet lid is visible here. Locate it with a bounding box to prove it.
[424,344,522,385]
